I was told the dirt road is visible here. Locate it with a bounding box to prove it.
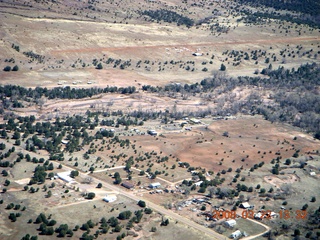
[242,218,271,240]
[53,162,225,239]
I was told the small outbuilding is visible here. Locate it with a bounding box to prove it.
[147,130,157,136]
[239,202,251,209]
[149,182,161,189]
[224,219,236,228]
[230,230,242,239]
[103,195,117,203]
[189,118,201,124]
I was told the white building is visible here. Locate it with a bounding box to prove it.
[194,181,203,187]
[189,118,201,124]
[57,171,75,183]
[230,230,242,239]
[270,212,277,218]
[103,195,117,203]
[149,182,161,189]
[224,219,236,228]
[240,202,251,209]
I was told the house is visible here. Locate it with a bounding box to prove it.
[310,171,316,176]
[149,182,161,189]
[224,219,236,228]
[230,230,242,239]
[103,195,117,203]
[122,182,135,189]
[147,130,157,136]
[239,202,251,209]
[57,171,75,183]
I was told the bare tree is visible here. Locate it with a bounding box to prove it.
[37,96,47,110]
[208,187,216,198]
[280,184,293,196]
[107,99,114,106]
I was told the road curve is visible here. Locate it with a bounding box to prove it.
[242,218,270,240]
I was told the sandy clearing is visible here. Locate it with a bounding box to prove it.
[15,178,30,185]
[264,174,299,188]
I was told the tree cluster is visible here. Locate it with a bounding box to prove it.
[141,9,194,27]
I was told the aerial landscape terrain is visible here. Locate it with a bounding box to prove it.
[0,0,319,239]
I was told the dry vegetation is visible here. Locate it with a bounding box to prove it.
[0,0,319,240]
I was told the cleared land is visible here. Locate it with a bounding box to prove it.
[0,0,319,239]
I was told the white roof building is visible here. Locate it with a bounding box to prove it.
[240,202,251,209]
[270,211,277,218]
[149,182,161,189]
[224,219,236,228]
[190,118,201,124]
[103,195,117,203]
[57,171,75,183]
[230,230,242,239]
